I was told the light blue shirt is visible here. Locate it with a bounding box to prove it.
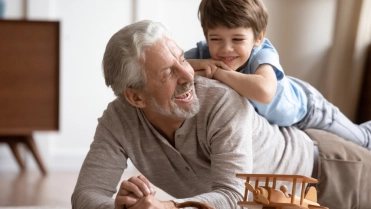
[185,38,308,126]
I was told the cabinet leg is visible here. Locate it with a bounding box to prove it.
[1,135,47,175]
[8,141,26,171]
[24,135,47,175]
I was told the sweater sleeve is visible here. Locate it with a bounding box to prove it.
[71,107,128,209]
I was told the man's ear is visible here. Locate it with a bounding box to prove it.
[254,28,266,47]
[123,88,146,108]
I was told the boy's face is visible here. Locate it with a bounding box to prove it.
[207,26,261,71]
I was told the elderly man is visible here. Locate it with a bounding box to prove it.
[72,20,371,209]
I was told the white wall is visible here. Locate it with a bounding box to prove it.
[135,0,205,52]
[1,0,24,19]
[0,0,337,173]
[264,0,336,89]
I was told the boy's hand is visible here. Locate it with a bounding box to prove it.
[187,59,232,79]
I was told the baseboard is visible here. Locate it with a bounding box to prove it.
[0,146,137,172]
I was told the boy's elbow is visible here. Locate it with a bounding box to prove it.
[258,96,273,104]
[258,88,276,104]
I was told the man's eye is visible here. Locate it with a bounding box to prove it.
[161,69,172,81]
[162,68,172,76]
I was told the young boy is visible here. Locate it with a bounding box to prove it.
[185,0,371,150]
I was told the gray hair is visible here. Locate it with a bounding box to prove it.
[102,20,171,98]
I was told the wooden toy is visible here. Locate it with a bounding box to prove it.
[236,174,328,209]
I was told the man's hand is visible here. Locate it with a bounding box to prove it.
[187,59,232,79]
[114,175,215,209]
[128,197,216,209]
[126,196,176,209]
[115,175,156,209]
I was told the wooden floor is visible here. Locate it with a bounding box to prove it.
[0,169,173,208]
[0,170,78,208]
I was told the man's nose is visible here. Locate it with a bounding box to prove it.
[177,64,194,84]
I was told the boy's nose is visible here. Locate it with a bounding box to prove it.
[221,42,233,52]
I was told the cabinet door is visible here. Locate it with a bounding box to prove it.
[0,20,59,135]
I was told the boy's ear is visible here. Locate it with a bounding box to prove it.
[254,28,266,47]
[123,88,146,108]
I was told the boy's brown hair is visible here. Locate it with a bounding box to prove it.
[198,0,268,40]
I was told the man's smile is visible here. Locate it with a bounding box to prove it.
[174,88,193,102]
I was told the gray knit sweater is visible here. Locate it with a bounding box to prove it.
[71,76,313,209]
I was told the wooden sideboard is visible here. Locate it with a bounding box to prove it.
[0,20,60,174]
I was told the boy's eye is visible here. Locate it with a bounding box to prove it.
[210,38,221,41]
[233,38,244,42]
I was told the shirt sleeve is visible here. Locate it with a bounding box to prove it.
[185,40,212,59]
[71,108,128,209]
[250,47,284,80]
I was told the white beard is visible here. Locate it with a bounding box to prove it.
[148,84,200,120]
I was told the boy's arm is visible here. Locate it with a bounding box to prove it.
[214,64,277,104]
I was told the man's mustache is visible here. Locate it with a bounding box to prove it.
[173,81,194,98]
